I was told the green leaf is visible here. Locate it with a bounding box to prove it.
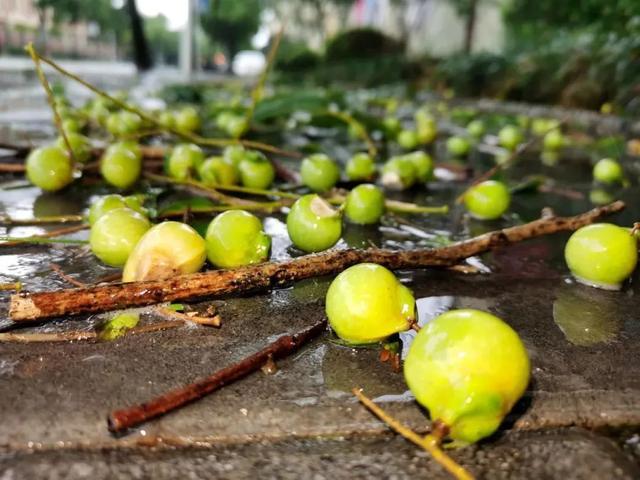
[157,197,216,216]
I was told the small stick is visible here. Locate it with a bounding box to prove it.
[0,320,198,344]
[0,282,22,291]
[50,263,87,288]
[107,319,327,434]
[153,306,221,327]
[353,388,474,480]
[327,110,378,158]
[8,202,624,322]
[0,163,28,173]
[0,224,89,247]
[0,214,85,225]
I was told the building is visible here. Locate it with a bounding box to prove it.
[0,0,117,59]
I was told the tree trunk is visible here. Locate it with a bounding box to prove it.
[463,0,478,54]
[125,0,153,71]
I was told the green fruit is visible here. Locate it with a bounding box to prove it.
[55,132,92,163]
[467,120,485,138]
[326,263,415,344]
[174,106,201,133]
[301,153,340,192]
[464,180,510,220]
[223,145,246,167]
[404,309,530,445]
[99,312,140,341]
[446,136,471,156]
[62,118,83,133]
[106,141,142,161]
[589,188,615,206]
[552,286,620,346]
[345,152,376,181]
[88,194,147,225]
[381,156,417,190]
[100,145,142,189]
[90,208,151,267]
[26,145,73,192]
[543,129,564,151]
[205,210,271,268]
[498,125,523,151]
[238,150,275,189]
[417,123,437,144]
[287,194,342,253]
[397,130,419,150]
[382,117,401,136]
[405,151,434,182]
[106,111,142,137]
[564,223,637,290]
[166,143,205,180]
[225,115,248,138]
[344,184,385,225]
[531,118,560,136]
[158,111,175,129]
[198,156,240,186]
[122,221,206,282]
[593,158,624,184]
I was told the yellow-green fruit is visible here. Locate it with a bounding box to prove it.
[198,156,240,186]
[167,143,205,180]
[464,180,510,220]
[122,221,206,282]
[100,146,142,189]
[404,309,530,445]
[55,133,92,163]
[90,208,151,267]
[326,263,415,344]
[205,210,271,268]
[564,223,637,290]
[88,194,147,225]
[26,145,73,192]
[175,106,201,133]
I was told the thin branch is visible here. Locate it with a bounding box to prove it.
[353,388,474,480]
[25,43,76,163]
[107,319,327,434]
[50,263,87,288]
[0,214,84,226]
[32,48,302,159]
[0,224,89,248]
[241,26,284,138]
[327,110,378,158]
[153,306,221,327]
[455,120,567,204]
[8,201,624,322]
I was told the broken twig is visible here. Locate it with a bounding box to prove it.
[107,319,327,434]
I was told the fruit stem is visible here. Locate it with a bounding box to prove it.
[241,26,284,139]
[352,388,474,480]
[30,47,302,159]
[24,42,77,164]
[327,110,378,158]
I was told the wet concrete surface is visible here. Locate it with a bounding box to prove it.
[1,98,640,478]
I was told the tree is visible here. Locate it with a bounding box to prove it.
[125,0,152,71]
[145,15,179,65]
[200,0,262,69]
[448,0,478,53]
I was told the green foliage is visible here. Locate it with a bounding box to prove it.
[200,0,262,61]
[275,39,320,72]
[145,15,179,65]
[325,28,405,61]
[35,0,127,39]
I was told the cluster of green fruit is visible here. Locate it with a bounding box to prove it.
[88,194,271,281]
[166,144,275,189]
[325,263,531,446]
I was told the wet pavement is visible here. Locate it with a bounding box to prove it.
[0,92,639,478]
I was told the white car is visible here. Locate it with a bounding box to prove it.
[232,50,266,76]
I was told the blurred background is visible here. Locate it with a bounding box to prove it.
[0,0,638,112]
